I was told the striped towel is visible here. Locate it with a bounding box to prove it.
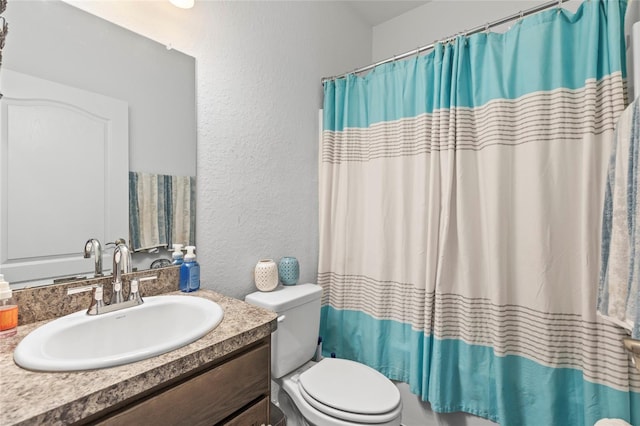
[129,172,196,252]
[599,98,640,339]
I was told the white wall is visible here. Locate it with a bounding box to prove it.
[65,0,372,299]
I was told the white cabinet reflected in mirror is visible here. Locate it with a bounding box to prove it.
[0,0,196,287]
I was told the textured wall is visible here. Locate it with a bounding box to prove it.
[65,0,372,299]
[192,1,371,299]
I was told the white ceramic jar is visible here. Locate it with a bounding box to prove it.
[254,259,278,292]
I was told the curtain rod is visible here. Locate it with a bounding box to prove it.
[321,0,570,83]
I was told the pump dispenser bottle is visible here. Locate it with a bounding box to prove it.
[171,244,184,265]
[180,246,200,292]
[0,274,18,338]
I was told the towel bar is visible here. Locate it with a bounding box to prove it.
[623,338,640,372]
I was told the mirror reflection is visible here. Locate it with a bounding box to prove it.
[0,0,197,287]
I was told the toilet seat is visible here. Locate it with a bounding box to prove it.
[297,358,402,423]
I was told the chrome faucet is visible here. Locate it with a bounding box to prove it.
[111,239,132,305]
[83,238,103,277]
[79,275,156,316]
[71,236,158,315]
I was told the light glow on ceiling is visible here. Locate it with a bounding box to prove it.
[169,0,194,9]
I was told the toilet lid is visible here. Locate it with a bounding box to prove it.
[298,358,401,416]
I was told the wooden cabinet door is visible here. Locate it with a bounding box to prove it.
[222,397,269,426]
[96,343,269,426]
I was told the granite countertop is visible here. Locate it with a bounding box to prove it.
[0,289,277,425]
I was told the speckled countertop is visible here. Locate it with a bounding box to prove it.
[0,289,277,425]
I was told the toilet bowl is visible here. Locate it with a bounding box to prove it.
[280,358,402,426]
[245,284,402,426]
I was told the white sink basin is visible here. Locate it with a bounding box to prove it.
[13,295,224,372]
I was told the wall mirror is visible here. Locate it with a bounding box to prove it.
[0,0,197,287]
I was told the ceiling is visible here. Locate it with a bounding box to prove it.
[344,1,431,26]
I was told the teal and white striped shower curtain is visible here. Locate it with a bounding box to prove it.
[319,1,640,425]
[129,171,196,251]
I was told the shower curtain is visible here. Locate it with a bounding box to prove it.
[319,1,640,425]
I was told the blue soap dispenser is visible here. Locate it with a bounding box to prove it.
[180,245,200,292]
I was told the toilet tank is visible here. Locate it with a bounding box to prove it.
[245,284,322,379]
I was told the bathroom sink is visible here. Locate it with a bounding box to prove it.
[13,295,224,372]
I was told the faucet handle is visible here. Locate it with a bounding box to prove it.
[106,238,127,247]
[86,284,105,315]
[111,279,124,305]
[128,279,143,304]
[93,285,104,305]
[128,276,156,305]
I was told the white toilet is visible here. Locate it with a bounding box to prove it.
[245,283,402,426]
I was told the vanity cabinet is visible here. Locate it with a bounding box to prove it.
[91,338,270,426]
